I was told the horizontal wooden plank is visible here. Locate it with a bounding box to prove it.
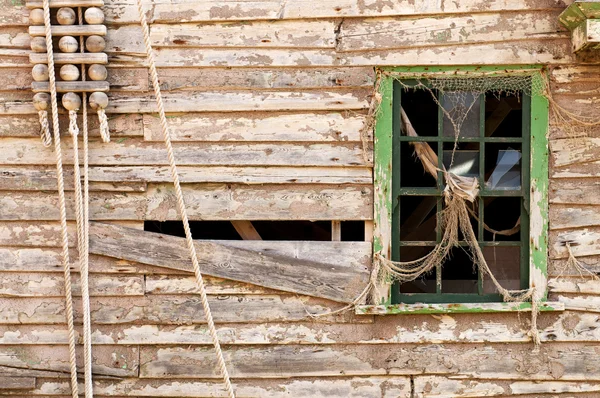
[0,138,370,167]
[142,112,368,142]
[0,345,137,378]
[0,167,146,192]
[0,113,143,137]
[149,67,375,91]
[550,179,600,205]
[28,377,412,397]
[3,310,600,346]
[551,257,600,277]
[0,376,35,391]
[29,52,107,65]
[414,376,600,397]
[0,274,144,297]
[107,21,336,52]
[551,160,600,178]
[550,228,600,259]
[96,0,569,24]
[89,166,373,185]
[0,28,29,49]
[89,222,371,303]
[26,0,104,8]
[356,302,564,315]
[29,25,107,37]
[551,137,600,167]
[339,11,565,52]
[551,206,600,230]
[0,295,370,324]
[556,294,600,313]
[139,343,600,380]
[118,40,573,67]
[31,81,110,93]
[549,278,600,294]
[0,183,372,220]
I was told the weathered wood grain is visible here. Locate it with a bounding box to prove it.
[0,274,144,297]
[550,179,600,205]
[556,295,600,313]
[551,206,600,230]
[89,222,371,303]
[552,137,600,167]
[142,112,368,142]
[149,67,375,91]
[3,311,598,345]
[0,138,370,167]
[0,114,143,137]
[89,166,373,185]
[550,228,600,259]
[139,343,600,380]
[0,376,35,391]
[27,377,412,397]
[0,183,372,220]
[0,295,370,324]
[0,345,138,377]
[549,278,600,294]
[107,21,336,52]
[338,11,565,51]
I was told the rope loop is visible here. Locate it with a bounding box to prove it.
[38,110,52,147]
[97,109,110,143]
[68,110,79,137]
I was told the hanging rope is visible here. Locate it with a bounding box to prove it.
[41,0,79,396]
[78,6,94,394]
[134,1,235,396]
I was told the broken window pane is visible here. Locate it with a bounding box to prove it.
[482,246,521,294]
[442,91,480,138]
[485,144,521,190]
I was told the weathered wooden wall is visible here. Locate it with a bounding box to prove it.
[1,0,600,396]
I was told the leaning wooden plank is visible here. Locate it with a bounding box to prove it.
[139,343,600,379]
[338,11,564,51]
[88,222,370,303]
[142,112,367,142]
[0,295,370,324]
[0,184,372,220]
[89,166,373,185]
[0,274,144,297]
[29,377,412,397]
[107,90,369,113]
[0,345,136,378]
[0,138,369,167]
[108,21,336,51]
[108,41,573,67]
[0,376,35,390]
[231,221,261,240]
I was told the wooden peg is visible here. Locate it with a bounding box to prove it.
[33,92,50,111]
[30,37,47,52]
[89,91,108,110]
[84,7,104,24]
[85,35,105,52]
[32,64,49,82]
[58,36,78,53]
[56,7,76,25]
[59,64,80,81]
[88,64,107,81]
[29,8,44,25]
[62,92,81,111]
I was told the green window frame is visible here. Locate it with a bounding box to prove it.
[369,66,551,313]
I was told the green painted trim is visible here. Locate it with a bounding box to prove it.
[559,1,600,31]
[356,301,564,315]
[530,71,550,300]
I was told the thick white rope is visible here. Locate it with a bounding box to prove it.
[77,7,94,396]
[41,0,79,395]
[97,108,110,143]
[38,110,52,147]
[134,1,235,396]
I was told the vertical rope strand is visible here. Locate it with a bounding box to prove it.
[134,1,235,396]
[77,7,94,395]
[38,110,52,147]
[41,1,79,396]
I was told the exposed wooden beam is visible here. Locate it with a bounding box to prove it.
[331,221,341,241]
[231,221,262,240]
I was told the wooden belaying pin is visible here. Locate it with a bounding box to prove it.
[62,92,81,111]
[88,64,107,81]
[29,9,44,25]
[32,64,49,82]
[57,7,76,25]
[84,7,105,24]
[85,35,106,53]
[60,64,80,81]
[33,93,52,147]
[59,36,79,53]
[89,92,110,142]
[30,37,47,52]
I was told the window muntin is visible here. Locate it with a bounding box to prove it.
[390,80,531,304]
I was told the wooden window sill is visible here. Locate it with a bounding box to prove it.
[355,301,565,315]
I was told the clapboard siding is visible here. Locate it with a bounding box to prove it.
[1,0,599,396]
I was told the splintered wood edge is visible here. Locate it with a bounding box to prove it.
[355,301,565,315]
[26,0,104,8]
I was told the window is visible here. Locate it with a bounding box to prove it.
[373,66,549,308]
